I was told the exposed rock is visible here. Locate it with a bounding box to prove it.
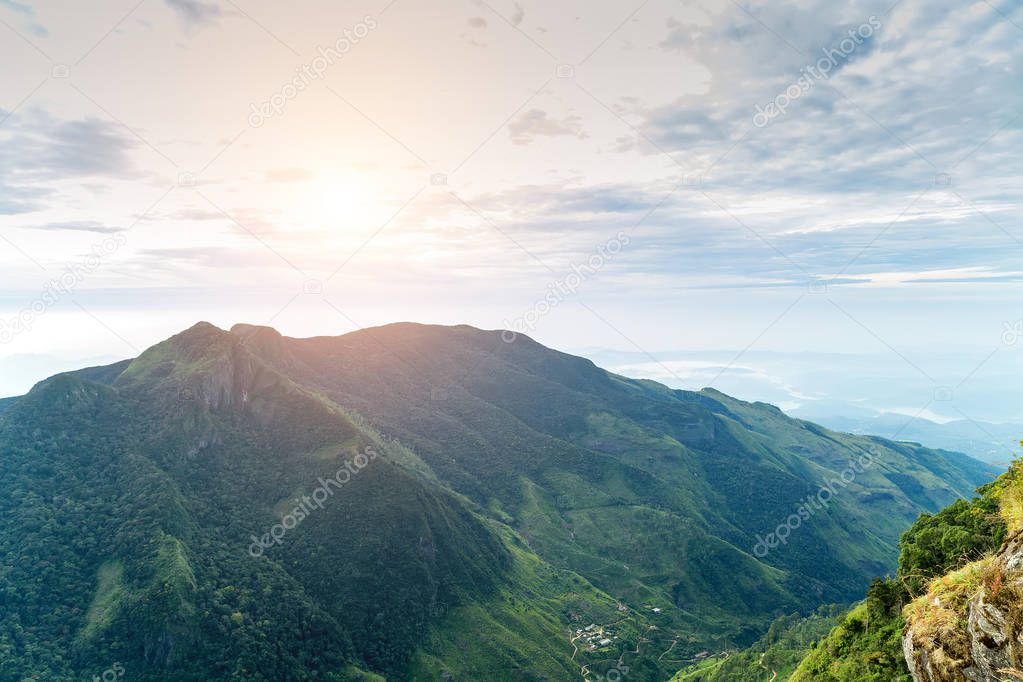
[903,531,1023,681]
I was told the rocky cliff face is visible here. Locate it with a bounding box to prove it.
[903,531,1023,681]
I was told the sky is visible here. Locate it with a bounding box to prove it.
[0,0,1021,428]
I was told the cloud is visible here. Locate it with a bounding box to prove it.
[164,0,221,26]
[219,207,282,236]
[0,0,47,36]
[462,14,488,46]
[463,182,665,218]
[508,109,589,145]
[39,118,140,178]
[24,221,122,234]
[146,205,280,236]
[137,246,262,268]
[636,107,725,148]
[264,168,312,183]
[0,182,46,215]
[401,168,1023,294]
[0,110,140,213]
[156,208,224,222]
[632,0,1023,198]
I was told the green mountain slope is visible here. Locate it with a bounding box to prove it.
[674,456,1020,682]
[0,397,16,416]
[0,324,660,680]
[787,456,1015,681]
[234,322,996,649]
[671,605,846,681]
[0,322,1001,680]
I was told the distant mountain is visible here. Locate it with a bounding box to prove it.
[0,323,1000,680]
[793,410,1021,465]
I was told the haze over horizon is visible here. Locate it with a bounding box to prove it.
[4,319,1023,466]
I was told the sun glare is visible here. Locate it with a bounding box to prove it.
[304,172,379,231]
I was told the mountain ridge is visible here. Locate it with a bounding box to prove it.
[0,321,1001,680]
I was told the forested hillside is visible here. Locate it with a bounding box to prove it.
[0,323,1001,680]
[788,455,1016,680]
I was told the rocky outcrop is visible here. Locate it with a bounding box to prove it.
[115,321,293,412]
[903,531,1023,681]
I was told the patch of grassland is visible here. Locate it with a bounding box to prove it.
[79,560,128,641]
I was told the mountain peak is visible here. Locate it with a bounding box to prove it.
[230,323,285,357]
[230,322,280,338]
[182,320,225,337]
[115,322,255,409]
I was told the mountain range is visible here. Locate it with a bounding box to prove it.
[0,322,1000,681]
[793,411,1022,466]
